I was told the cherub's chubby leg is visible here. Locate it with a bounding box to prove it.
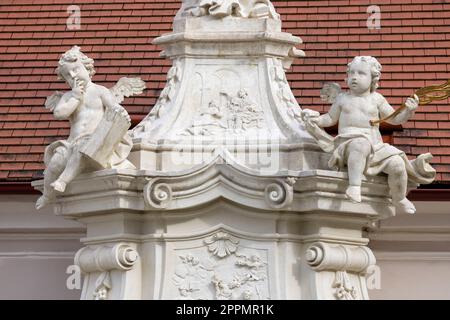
[344,138,372,203]
[50,149,86,193]
[36,146,68,210]
[383,155,415,214]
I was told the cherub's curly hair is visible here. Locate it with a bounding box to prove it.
[347,56,382,92]
[56,46,96,80]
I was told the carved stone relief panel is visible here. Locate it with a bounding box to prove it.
[178,63,266,136]
[171,231,270,300]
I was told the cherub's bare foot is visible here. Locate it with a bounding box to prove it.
[36,195,50,210]
[50,180,66,193]
[345,186,361,203]
[395,198,416,214]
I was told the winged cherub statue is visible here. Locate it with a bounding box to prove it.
[36,46,146,210]
[301,56,436,214]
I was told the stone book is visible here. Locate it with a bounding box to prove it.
[79,107,131,169]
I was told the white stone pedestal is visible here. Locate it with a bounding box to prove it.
[33,163,392,300]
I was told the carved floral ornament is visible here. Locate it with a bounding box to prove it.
[142,163,296,211]
[132,60,183,134]
[173,231,270,300]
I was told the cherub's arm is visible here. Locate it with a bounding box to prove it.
[53,79,85,120]
[100,87,131,122]
[378,94,418,125]
[53,92,82,120]
[315,98,341,128]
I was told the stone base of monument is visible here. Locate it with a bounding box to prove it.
[33,160,393,300]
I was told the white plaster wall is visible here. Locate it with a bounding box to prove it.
[369,253,450,300]
[369,201,450,300]
[0,194,85,300]
[0,196,448,300]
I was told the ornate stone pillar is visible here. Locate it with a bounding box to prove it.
[33,0,403,300]
[34,166,393,300]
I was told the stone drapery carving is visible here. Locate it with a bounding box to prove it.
[36,46,145,210]
[173,231,269,300]
[301,56,436,214]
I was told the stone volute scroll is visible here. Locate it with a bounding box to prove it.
[75,243,140,300]
[35,46,146,210]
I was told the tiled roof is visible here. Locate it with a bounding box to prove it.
[0,0,449,183]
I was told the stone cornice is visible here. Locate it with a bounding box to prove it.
[31,153,396,220]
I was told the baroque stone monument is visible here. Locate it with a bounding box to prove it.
[33,0,435,300]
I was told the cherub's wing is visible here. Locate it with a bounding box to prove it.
[320,82,342,104]
[109,77,146,104]
[44,91,63,111]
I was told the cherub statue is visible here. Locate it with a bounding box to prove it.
[36,46,146,210]
[301,56,436,214]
